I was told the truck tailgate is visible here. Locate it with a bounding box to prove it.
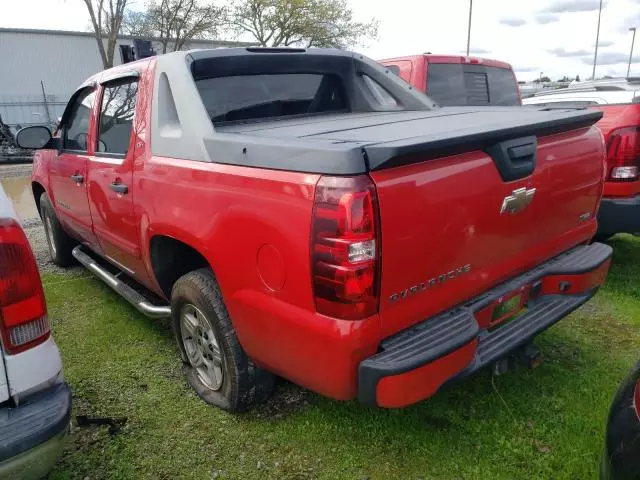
[369,125,605,336]
[217,107,604,336]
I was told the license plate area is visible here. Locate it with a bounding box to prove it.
[489,287,528,328]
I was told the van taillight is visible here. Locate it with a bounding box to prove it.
[311,176,380,320]
[0,219,49,354]
[607,127,640,181]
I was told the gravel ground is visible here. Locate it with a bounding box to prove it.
[0,163,83,275]
[0,163,32,178]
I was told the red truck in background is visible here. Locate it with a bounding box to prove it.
[524,80,640,238]
[17,48,612,412]
[379,53,521,106]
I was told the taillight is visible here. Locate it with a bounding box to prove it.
[311,175,380,320]
[607,127,640,181]
[0,219,49,354]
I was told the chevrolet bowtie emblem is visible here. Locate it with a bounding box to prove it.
[500,187,536,214]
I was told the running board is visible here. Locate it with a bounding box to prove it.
[72,246,171,319]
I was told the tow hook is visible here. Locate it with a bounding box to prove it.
[492,343,543,376]
[519,343,543,369]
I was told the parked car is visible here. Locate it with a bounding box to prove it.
[18,47,611,412]
[601,361,640,480]
[378,53,521,106]
[0,185,71,478]
[523,79,640,239]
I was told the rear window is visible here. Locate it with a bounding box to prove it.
[194,74,348,124]
[426,63,520,106]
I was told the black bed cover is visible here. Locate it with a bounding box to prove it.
[206,106,603,174]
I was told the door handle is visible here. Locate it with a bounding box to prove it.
[70,173,84,184]
[110,182,129,195]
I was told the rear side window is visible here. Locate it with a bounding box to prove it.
[426,63,520,106]
[386,64,401,76]
[63,89,96,151]
[195,74,347,124]
[97,80,138,155]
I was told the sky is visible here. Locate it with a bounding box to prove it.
[2,0,639,81]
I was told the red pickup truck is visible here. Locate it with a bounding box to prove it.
[379,53,521,106]
[524,81,640,238]
[18,48,611,411]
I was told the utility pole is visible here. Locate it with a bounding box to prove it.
[628,27,637,78]
[40,80,51,126]
[592,0,603,80]
[466,0,473,56]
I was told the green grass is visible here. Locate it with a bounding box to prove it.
[47,236,640,479]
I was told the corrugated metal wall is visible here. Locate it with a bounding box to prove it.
[0,29,249,130]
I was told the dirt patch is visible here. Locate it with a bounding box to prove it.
[248,381,312,420]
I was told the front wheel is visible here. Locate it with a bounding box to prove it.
[39,192,76,267]
[171,268,274,412]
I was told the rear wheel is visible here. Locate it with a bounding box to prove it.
[171,268,274,411]
[39,192,76,267]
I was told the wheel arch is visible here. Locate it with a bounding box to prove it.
[31,181,46,218]
[148,233,214,299]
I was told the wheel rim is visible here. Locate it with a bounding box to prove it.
[44,216,57,257]
[179,304,224,391]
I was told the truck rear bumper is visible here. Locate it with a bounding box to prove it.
[358,242,612,407]
[0,382,71,479]
[597,194,640,236]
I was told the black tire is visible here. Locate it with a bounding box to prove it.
[171,268,274,412]
[39,192,76,267]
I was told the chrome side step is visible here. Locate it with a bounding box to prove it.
[72,246,171,319]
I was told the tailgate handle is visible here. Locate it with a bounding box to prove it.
[485,136,537,182]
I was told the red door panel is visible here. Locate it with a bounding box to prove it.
[48,88,100,248]
[88,77,145,277]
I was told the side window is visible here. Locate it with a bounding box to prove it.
[362,75,398,107]
[63,89,96,152]
[97,79,138,156]
[386,64,401,77]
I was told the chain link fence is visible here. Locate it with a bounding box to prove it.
[0,82,67,161]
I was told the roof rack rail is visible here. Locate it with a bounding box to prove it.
[532,85,628,97]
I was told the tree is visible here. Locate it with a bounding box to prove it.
[122,0,228,54]
[575,75,581,82]
[232,0,379,49]
[82,0,130,68]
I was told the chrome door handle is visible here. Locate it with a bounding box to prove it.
[109,182,128,195]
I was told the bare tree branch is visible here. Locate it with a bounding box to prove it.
[233,0,378,49]
[125,0,228,53]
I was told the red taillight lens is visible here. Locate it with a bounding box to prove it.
[311,176,380,320]
[0,219,49,354]
[607,127,640,181]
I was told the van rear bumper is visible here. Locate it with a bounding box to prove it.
[0,382,71,479]
[597,194,640,236]
[358,242,612,407]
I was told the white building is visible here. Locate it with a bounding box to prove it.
[0,28,250,128]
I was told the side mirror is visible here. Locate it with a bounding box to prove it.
[16,126,52,150]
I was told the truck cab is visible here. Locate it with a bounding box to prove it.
[379,54,521,107]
